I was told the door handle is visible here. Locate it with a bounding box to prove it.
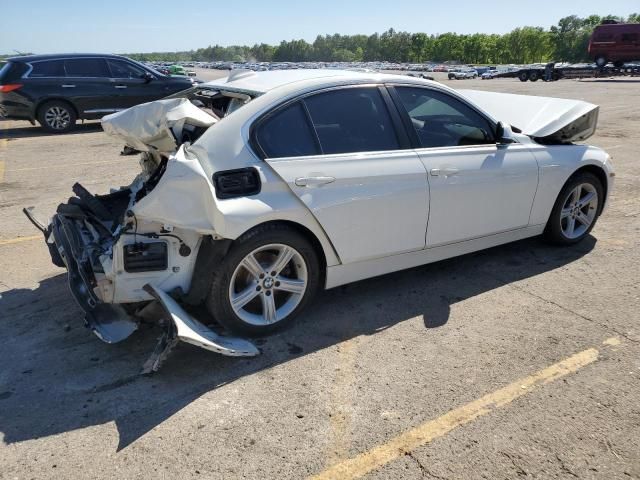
[114,85,127,89]
[61,84,76,88]
[294,176,336,187]
[430,167,459,177]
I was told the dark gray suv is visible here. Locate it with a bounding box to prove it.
[0,53,194,133]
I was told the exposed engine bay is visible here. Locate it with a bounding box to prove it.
[23,87,261,373]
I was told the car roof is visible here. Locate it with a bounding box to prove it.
[7,53,132,63]
[200,69,441,95]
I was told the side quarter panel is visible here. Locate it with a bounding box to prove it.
[528,144,611,225]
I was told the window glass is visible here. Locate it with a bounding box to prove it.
[303,88,399,154]
[29,60,65,77]
[64,58,110,77]
[256,102,319,158]
[621,33,638,42]
[107,59,147,79]
[395,87,494,148]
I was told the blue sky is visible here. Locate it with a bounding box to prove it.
[1,0,638,54]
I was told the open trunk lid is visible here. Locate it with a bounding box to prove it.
[459,89,599,143]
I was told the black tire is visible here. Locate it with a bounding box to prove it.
[529,71,539,82]
[37,100,77,133]
[595,56,608,68]
[543,172,604,245]
[205,224,321,336]
[518,71,529,82]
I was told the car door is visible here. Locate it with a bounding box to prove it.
[254,86,430,264]
[62,58,114,114]
[105,59,166,109]
[391,85,539,247]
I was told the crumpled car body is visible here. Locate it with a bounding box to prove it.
[25,69,614,371]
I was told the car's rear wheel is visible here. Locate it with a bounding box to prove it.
[38,100,77,133]
[544,172,603,245]
[529,71,539,82]
[206,224,321,336]
[595,56,608,68]
[519,71,529,82]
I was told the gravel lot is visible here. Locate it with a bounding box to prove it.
[1,70,639,479]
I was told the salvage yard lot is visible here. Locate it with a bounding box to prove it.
[1,71,639,479]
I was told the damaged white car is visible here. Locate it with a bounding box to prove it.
[25,69,614,371]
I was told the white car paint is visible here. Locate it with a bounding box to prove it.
[105,70,613,294]
[37,69,614,361]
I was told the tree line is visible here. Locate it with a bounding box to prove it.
[128,14,640,65]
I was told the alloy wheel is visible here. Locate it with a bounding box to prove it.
[44,106,71,130]
[228,243,308,326]
[560,183,598,239]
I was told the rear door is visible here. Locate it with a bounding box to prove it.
[62,58,114,115]
[255,86,430,264]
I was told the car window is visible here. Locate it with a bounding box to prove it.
[256,101,320,158]
[107,59,147,79]
[29,60,65,77]
[303,87,399,154]
[64,58,110,77]
[395,86,495,148]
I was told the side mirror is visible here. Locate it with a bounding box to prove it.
[495,121,514,144]
[142,72,153,83]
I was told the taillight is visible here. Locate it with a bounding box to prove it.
[0,84,23,93]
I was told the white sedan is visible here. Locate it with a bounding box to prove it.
[25,70,614,370]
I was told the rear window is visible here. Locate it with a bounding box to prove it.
[0,61,28,81]
[29,60,65,77]
[303,88,400,155]
[64,58,110,77]
[255,102,320,158]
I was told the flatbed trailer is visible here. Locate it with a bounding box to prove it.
[496,63,640,82]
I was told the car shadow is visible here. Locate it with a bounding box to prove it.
[0,121,103,139]
[0,235,596,451]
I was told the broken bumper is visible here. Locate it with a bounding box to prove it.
[26,208,259,372]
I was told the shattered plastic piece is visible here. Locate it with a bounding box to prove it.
[142,284,259,372]
[86,304,138,344]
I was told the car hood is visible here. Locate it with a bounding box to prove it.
[101,98,217,154]
[458,89,599,143]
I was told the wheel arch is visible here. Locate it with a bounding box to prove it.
[35,97,80,120]
[568,164,608,211]
[236,219,331,287]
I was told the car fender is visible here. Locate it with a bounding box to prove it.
[528,144,613,225]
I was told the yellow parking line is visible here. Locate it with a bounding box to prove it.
[309,339,617,480]
[0,235,42,246]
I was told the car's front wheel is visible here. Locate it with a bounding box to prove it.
[38,100,77,133]
[544,172,603,245]
[206,224,321,336]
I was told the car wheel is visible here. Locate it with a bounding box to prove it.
[595,56,608,68]
[544,172,603,245]
[529,71,539,82]
[518,71,529,82]
[206,224,321,336]
[38,101,77,133]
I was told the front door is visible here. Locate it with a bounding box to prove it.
[392,85,539,247]
[255,86,430,264]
